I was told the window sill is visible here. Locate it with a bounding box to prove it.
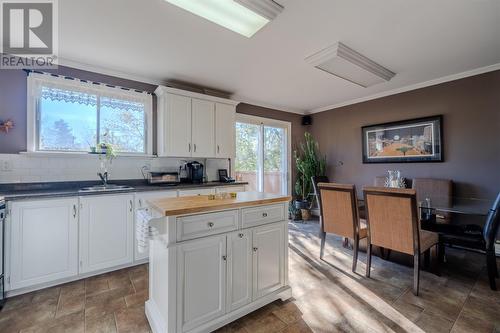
[20,151,157,158]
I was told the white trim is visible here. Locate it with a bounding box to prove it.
[155,86,239,106]
[235,114,292,195]
[307,63,500,114]
[57,57,164,86]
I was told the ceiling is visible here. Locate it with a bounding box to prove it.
[59,0,500,114]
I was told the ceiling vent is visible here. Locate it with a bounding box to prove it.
[305,42,395,87]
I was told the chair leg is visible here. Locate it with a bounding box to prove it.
[352,235,359,273]
[366,243,372,278]
[424,249,430,269]
[438,242,445,263]
[413,252,420,296]
[434,244,441,277]
[486,251,497,291]
[320,232,326,259]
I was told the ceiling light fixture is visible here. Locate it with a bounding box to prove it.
[164,0,283,38]
[305,42,396,87]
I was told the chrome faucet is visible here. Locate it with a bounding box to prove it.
[97,172,109,186]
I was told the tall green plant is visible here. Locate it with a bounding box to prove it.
[294,132,327,202]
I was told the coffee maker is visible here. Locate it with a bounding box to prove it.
[186,161,204,184]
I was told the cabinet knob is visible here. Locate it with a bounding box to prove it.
[129,200,133,212]
[238,233,244,238]
[222,255,227,261]
[253,247,258,252]
[193,144,197,152]
[262,212,268,217]
[208,222,214,228]
[139,199,142,207]
[73,204,77,218]
[217,145,220,153]
[188,143,191,152]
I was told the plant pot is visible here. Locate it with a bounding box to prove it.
[301,209,311,221]
[294,199,309,210]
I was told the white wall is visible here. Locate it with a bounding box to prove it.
[0,153,229,183]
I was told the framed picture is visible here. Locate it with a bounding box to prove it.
[362,115,443,163]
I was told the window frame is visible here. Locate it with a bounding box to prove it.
[235,113,292,195]
[27,73,153,156]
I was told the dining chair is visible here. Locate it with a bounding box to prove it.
[311,175,330,212]
[363,187,439,295]
[412,178,453,225]
[317,183,367,272]
[438,192,500,290]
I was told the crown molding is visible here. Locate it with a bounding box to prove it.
[232,95,305,115]
[307,63,500,114]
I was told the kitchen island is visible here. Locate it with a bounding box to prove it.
[145,192,292,333]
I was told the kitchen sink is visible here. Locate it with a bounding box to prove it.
[78,184,135,192]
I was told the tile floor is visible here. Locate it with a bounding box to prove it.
[1,220,499,333]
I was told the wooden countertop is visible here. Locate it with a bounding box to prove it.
[148,192,291,216]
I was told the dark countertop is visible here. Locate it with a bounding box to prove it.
[0,180,248,201]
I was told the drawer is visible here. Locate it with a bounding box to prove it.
[177,210,239,241]
[241,204,285,229]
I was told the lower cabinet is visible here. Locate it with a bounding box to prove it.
[177,235,227,332]
[177,222,286,331]
[79,194,134,274]
[226,230,252,312]
[252,223,285,299]
[178,188,216,197]
[9,198,79,290]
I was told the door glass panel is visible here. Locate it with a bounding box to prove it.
[264,126,285,194]
[235,122,260,192]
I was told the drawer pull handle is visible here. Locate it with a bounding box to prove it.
[222,255,227,261]
[73,204,77,218]
[253,247,258,252]
[238,233,244,238]
[262,212,268,217]
[208,222,214,228]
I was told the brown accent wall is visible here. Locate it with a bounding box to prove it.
[236,103,308,188]
[310,70,500,199]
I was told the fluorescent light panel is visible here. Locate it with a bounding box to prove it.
[165,0,283,37]
[306,42,396,87]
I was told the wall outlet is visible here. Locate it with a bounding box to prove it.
[0,160,13,172]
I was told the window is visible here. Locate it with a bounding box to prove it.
[27,73,153,154]
[235,114,291,195]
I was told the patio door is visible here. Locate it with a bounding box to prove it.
[235,114,290,195]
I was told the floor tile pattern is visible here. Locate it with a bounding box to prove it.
[1,221,499,332]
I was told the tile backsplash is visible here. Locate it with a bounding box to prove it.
[0,153,229,184]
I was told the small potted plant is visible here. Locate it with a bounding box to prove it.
[293,132,327,221]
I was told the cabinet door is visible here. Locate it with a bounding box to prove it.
[134,191,177,261]
[178,188,216,197]
[191,98,215,158]
[10,198,78,289]
[227,230,252,312]
[79,194,134,274]
[215,103,236,158]
[165,93,192,157]
[177,235,226,332]
[252,223,285,299]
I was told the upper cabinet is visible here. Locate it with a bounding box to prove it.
[156,86,238,158]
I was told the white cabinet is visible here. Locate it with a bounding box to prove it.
[79,194,134,274]
[192,98,215,158]
[215,103,236,158]
[134,190,177,261]
[9,198,79,289]
[226,230,252,312]
[252,223,285,299]
[177,235,227,332]
[160,93,192,157]
[178,188,216,197]
[155,87,238,158]
[215,186,246,194]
